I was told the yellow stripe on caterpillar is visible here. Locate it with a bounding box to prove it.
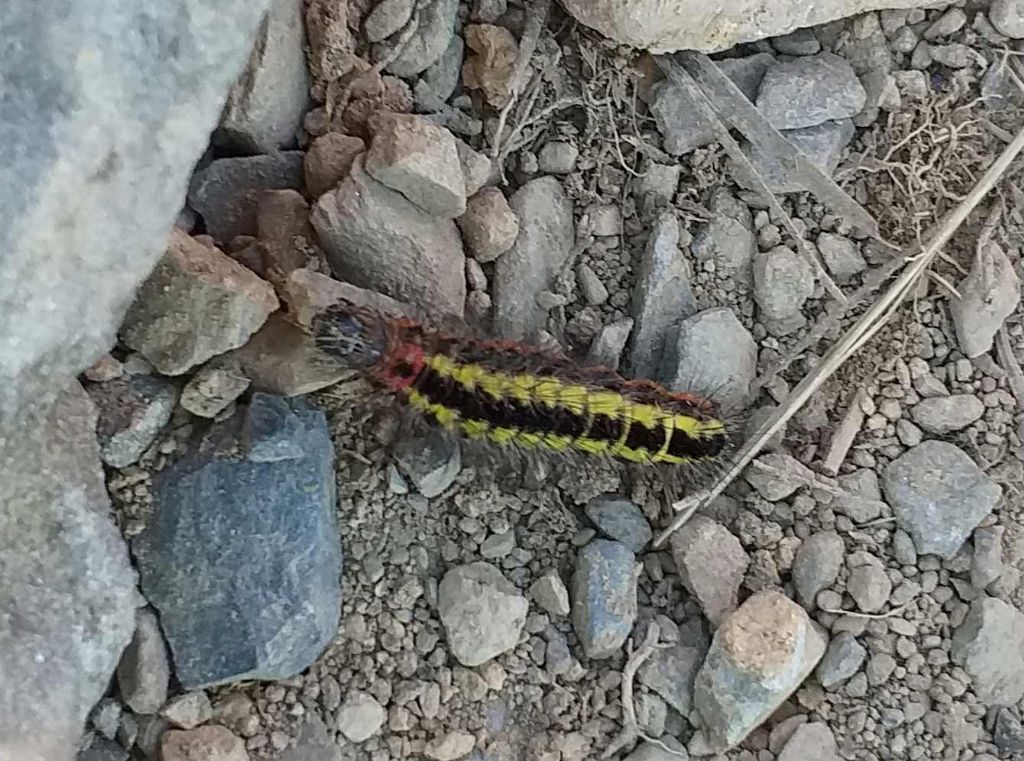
[424,354,724,439]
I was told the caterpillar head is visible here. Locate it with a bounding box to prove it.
[312,300,388,369]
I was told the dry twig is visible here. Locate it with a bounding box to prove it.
[490,0,551,159]
[819,600,915,619]
[603,623,686,760]
[820,389,867,476]
[998,327,1024,410]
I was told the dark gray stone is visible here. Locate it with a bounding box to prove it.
[77,735,129,761]
[735,119,855,194]
[623,739,689,761]
[756,53,866,129]
[717,53,776,101]
[394,425,462,498]
[116,608,170,714]
[650,81,718,156]
[949,241,1020,358]
[218,0,310,152]
[835,19,892,74]
[753,245,814,323]
[87,375,177,467]
[910,395,984,434]
[952,597,1024,705]
[691,189,756,277]
[882,441,1001,558]
[816,632,866,688]
[572,540,638,658]
[269,713,343,761]
[971,525,1005,590]
[0,385,137,761]
[133,393,341,688]
[629,213,697,379]
[847,559,891,613]
[638,644,704,714]
[492,177,574,340]
[792,531,843,609]
[773,28,821,55]
[587,319,633,370]
[661,307,757,413]
[817,232,867,283]
[364,0,414,42]
[994,709,1024,752]
[188,152,305,242]
[777,722,840,761]
[584,495,653,553]
[89,699,122,741]
[670,516,749,626]
[0,0,272,422]
[420,33,465,102]
[384,0,458,77]
[311,156,466,319]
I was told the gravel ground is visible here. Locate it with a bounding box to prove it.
[73,2,1024,761]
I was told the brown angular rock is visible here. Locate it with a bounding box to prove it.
[457,187,519,262]
[180,360,251,419]
[279,268,415,328]
[230,314,349,396]
[462,24,518,108]
[311,156,465,318]
[304,133,366,198]
[256,189,314,244]
[162,725,249,761]
[121,230,279,375]
[330,64,413,139]
[254,189,313,283]
[305,0,356,99]
[365,113,466,217]
[186,152,305,242]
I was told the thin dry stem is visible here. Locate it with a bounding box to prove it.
[603,623,686,760]
[490,0,551,159]
[998,327,1024,409]
[820,600,915,619]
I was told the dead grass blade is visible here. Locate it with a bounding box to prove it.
[490,0,551,160]
[654,120,1024,549]
[653,54,847,304]
[674,52,881,239]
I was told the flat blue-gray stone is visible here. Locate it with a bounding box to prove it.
[571,540,638,659]
[134,393,341,688]
[882,441,1001,558]
[584,495,653,553]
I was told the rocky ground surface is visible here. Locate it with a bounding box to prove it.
[60,1,1024,761]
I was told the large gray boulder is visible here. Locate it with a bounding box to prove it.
[0,2,273,758]
[560,0,938,54]
[0,0,272,423]
[0,384,137,761]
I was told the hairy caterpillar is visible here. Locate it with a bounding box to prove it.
[311,301,731,467]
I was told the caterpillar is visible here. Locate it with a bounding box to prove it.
[311,300,731,467]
